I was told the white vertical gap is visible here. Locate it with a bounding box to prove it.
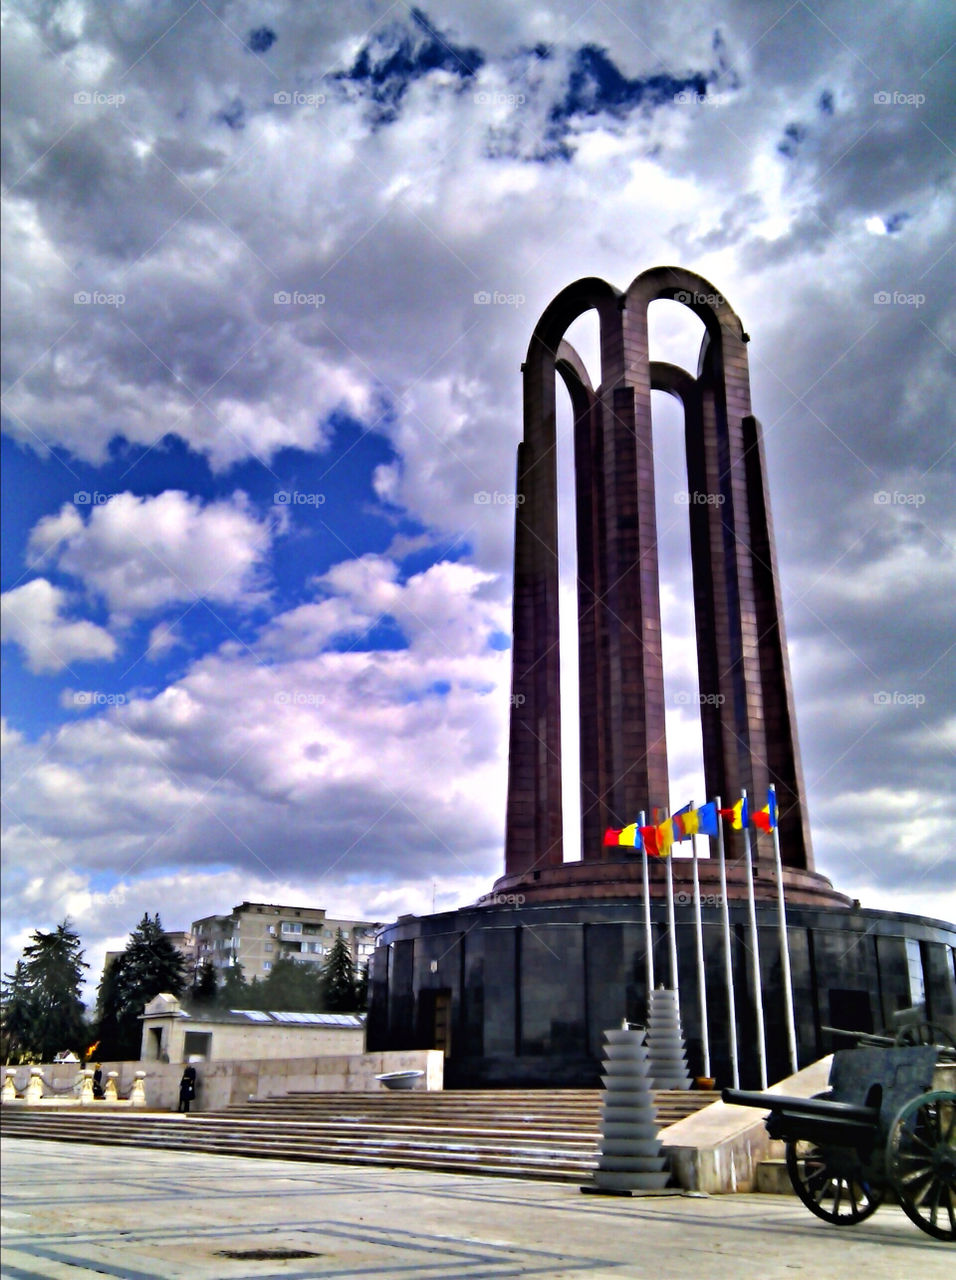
[556,312,601,863]
[556,385,582,862]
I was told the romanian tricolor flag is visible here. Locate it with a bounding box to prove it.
[719,796,749,830]
[693,802,720,837]
[671,802,696,841]
[603,823,642,848]
[656,817,675,857]
[752,790,778,832]
[640,825,663,857]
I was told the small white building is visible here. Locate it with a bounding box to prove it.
[140,994,365,1064]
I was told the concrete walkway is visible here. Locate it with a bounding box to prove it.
[1,1137,951,1279]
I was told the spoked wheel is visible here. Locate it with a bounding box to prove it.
[785,1139,884,1225]
[886,1090,956,1241]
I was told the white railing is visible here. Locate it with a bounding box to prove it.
[2,1067,147,1107]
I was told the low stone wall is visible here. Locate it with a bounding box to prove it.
[3,1050,443,1112]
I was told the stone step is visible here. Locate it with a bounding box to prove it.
[1,1087,717,1184]
[0,1113,596,1182]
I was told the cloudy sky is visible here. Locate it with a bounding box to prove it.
[2,0,953,998]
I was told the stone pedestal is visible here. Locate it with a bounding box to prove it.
[24,1068,44,1104]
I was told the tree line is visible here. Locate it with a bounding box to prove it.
[1,914,368,1063]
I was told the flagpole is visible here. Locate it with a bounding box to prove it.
[691,831,710,1079]
[715,796,740,1089]
[664,809,678,996]
[639,809,654,995]
[741,789,768,1089]
[770,784,799,1075]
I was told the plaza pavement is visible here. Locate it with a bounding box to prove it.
[1,1137,951,1279]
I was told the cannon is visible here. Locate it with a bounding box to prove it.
[724,1045,955,1241]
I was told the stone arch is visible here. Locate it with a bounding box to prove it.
[505,268,813,879]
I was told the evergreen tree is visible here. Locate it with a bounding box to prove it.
[1,961,38,1063]
[321,931,357,1011]
[97,914,187,1058]
[216,962,249,1008]
[259,956,323,1011]
[1,921,88,1062]
[191,960,219,1006]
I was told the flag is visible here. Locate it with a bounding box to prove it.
[693,802,720,837]
[719,796,748,829]
[603,824,642,848]
[671,802,695,841]
[640,825,662,857]
[656,817,674,857]
[678,808,700,838]
[752,790,778,832]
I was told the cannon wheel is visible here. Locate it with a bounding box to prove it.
[886,1090,956,1241]
[785,1139,884,1225]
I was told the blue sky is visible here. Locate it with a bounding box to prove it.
[2,1,953,995]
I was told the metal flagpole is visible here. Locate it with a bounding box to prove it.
[691,831,710,1078]
[715,796,740,1089]
[770,784,799,1075]
[639,810,654,994]
[740,789,768,1089]
[664,810,679,995]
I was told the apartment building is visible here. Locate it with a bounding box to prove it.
[191,901,380,983]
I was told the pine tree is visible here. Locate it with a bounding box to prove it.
[259,956,323,1011]
[2,921,88,1062]
[191,960,219,1006]
[1,961,38,1063]
[321,930,357,1011]
[97,914,187,1058]
[216,962,249,1008]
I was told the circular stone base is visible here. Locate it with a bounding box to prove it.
[491,856,852,908]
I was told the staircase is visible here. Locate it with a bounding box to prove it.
[1,1089,718,1183]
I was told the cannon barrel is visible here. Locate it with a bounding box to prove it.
[722,1088,880,1148]
[721,1089,878,1123]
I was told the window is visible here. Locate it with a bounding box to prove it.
[264,944,273,953]
[183,1031,212,1061]
[263,961,272,971]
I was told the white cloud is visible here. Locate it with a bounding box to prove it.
[27,491,274,622]
[0,579,117,673]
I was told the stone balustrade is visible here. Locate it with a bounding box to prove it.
[2,1066,147,1108]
